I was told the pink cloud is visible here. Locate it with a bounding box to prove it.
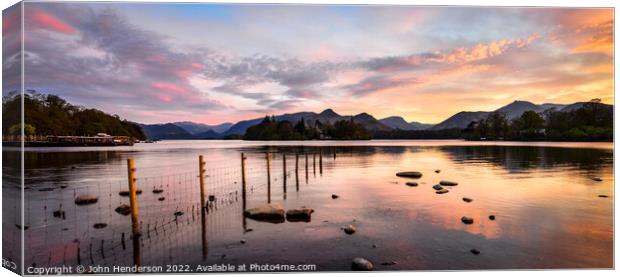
[152,82,188,94]
[30,10,76,35]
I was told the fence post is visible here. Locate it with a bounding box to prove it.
[305,153,309,183]
[126,159,140,237]
[319,148,323,175]
[295,153,299,191]
[266,152,271,203]
[282,153,287,199]
[199,155,206,210]
[241,153,247,231]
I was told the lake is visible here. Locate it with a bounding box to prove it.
[2,140,614,271]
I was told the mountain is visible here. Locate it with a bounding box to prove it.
[172,121,233,134]
[431,111,490,130]
[222,109,392,136]
[495,101,566,119]
[379,116,433,130]
[194,129,222,139]
[140,123,194,140]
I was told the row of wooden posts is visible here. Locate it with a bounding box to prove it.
[121,149,331,267]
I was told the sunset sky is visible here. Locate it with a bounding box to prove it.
[2,3,614,124]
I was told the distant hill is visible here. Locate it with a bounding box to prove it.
[379,116,433,130]
[431,111,490,130]
[173,121,233,134]
[140,123,194,140]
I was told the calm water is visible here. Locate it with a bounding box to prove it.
[2,140,614,271]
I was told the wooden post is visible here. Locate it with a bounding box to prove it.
[282,153,287,199]
[241,153,247,230]
[199,155,206,210]
[319,149,323,175]
[313,153,316,176]
[333,148,336,160]
[266,153,271,203]
[126,159,140,237]
[295,153,299,191]
[305,153,309,183]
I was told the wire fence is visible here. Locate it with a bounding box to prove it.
[15,150,338,269]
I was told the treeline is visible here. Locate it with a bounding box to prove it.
[2,91,146,140]
[372,128,462,139]
[243,116,371,140]
[463,99,612,141]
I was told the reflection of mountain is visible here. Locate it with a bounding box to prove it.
[439,146,612,172]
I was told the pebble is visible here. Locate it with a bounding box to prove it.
[470,249,481,255]
[240,240,246,244]
[439,181,458,186]
[435,170,441,173]
[331,194,339,199]
[436,188,449,194]
[343,225,356,235]
[461,216,474,224]
[489,215,496,220]
[598,195,609,198]
[351,258,374,271]
[432,184,443,190]
[395,171,423,178]
[462,197,473,203]
[405,182,418,187]
[591,177,603,182]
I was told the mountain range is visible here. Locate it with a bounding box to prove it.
[140,100,610,140]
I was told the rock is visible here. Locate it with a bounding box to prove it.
[598,195,609,198]
[591,177,603,182]
[52,210,65,218]
[396,171,423,178]
[462,197,473,203]
[244,203,286,222]
[405,182,418,187]
[439,181,458,186]
[152,189,164,194]
[93,223,107,229]
[75,195,98,205]
[372,244,377,248]
[286,208,314,222]
[174,211,184,217]
[343,225,356,235]
[436,189,449,194]
[489,215,496,220]
[119,189,142,196]
[470,249,480,255]
[240,239,246,244]
[351,258,374,271]
[435,170,441,173]
[331,194,339,199]
[158,197,166,201]
[461,216,474,224]
[115,204,131,216]
[432,184,443,190]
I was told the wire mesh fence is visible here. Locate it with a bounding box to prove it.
[18,150,338,269]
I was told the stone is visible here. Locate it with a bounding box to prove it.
[343,225,356,235]
[405,182,418,187]
[75,195,98,205]
[439,181,458,186]
[286,208,314,222]
[115,204,131,216]
[462,197,473,203]
[432,184,443,190]
[240,240,246,244]
[470,249,480,255]
[591,177,603,182]
[351,258,374,271]
[489,215,496,220]
[598,195,609,198]
[372,244,377,248]
[461,216,474,224]
[436,189,449,194]
[158,197,166,201]
[396,171,423,178]
[152,189,164,194]
[119,189,142,196]
[243,203,286,222]
[93,223,107,229]
[331,194,339,199]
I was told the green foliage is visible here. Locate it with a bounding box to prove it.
[244,117,370,140]
[463,100,612,142]
[2,92,146,139]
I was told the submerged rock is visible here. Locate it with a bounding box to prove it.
[158,197,166,201]
[489,215,496,220]
[436,189,449,194]
[435,170,441,173]
[405,182,418,187]
[462,197,473,203]
[598,195,609,198]
[461,216,474,224]
[75,195,98,205]
[286,208,314,222]
[152,189,164,194]
[432,184,443,190]
[470,249,481,255]
[351,258,374,271]
[439,181,458,186]
[396,171,423,178]
[240,239,246,244]
[591,177,603,182]
[93,223,107,229]
[115,204,131,216]
[343,225,356,235]
[331,194,339,199]
[244,203,286,222]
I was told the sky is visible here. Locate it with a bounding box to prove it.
[2,3,614,124]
